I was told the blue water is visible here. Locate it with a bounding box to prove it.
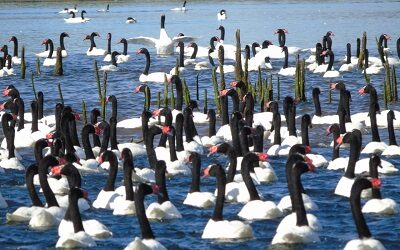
[0,0,400,249]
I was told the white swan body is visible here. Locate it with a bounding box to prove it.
[183,192,216,208]
[43,57,56,66]
[29,206,65,228]
[58,219,112,239]
[343,238,385,250]
[334,176,354,198]
[201,219,253,239]
[277,194,319,213]
[92,189,119,210]
[146,201,182,220]
[238,200,282,220]
[124,237,166,250]
[362,198,398,215]
[382,145,400,156]
[56,231,97,248]
[87,47,106,56]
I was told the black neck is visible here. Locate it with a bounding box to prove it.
[37,92,44,119]
[301,117,310,147]
[344,133,360,179]
[326,51,334,71]
[230,112,243,156]
[173,76,183,111]
[208,110,216,137]
[175,113,184,151]
[81,124,95,159]
[272,112,282,145]
[60,34,66,50]
[370,109,381,142]
[135,184,155,239]
[168,128,178,162]
[220,96,229,125]
[291,163,309,227]
[190,43,198,59]
[31,101,39,133]
[99,122,110,154]
[89,34,96,51]
[121,39,128,55]
[69,118,81,147]
[239,127,251,155]
[38,156,59,207]
[109,117,118,150]
[34,139,48,164]
[189,153,201,193]
[212,165,226,221]
[143,50,150,75]
[123,154,134,201]
[228,89,240,113]
[12,38,18,57]
[283,47,288,68]
[62,164,82,188]
[103,151,118,191]
[252,126,264,153]
[160,15,165,29]
[16,98,25,131]
[330,125,340,160]
[346,43,351,64]
[241,153,260,201]
[219,26,225,41]
[155,161,169,203]
[225,146,237,184]
[64,189,85,233]
[145,126,162,169]
[356,38,361,58]
[364,49,369,69]
[106,35,111,54]
[26,164,44,207]
[47,40,54,58]
[278,31,286,47]
[313,90,322,117]
[350,178,373,239]
[387,114,397,146]
[61,113,75,154]
[178,43,184,67]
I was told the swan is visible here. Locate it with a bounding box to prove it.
[278,46,296,76]
[200,109,224,147]
[202,164,253,240]
[58,32,69,57]
[41,39,56,66]
[362,49,383,75]
[169,41,186,75]
[8,36,21,64]
[58,186,112,239]
[382,110,400,156]
[339,43,355,72]
[361,155,398,215]
[84,32,106,56]
[0,58,7,77]
[311,87,339,125]
[124,183,167,250]
[183,152,216,208]
[113,148,136,215]
[127,14,195,55]
[77,124,101,172]
[103,33,113,62]
[56,188,97,248]
[171,1,187,11]
[100,51,119,71]
[3,55,14,75]
[343,178,386,250]
[59,6,77,14]
[0,113,25,170]
[321,50,340,78]
[237,153,282,220]
[272,160,320,245]
[116,38,130,63]
[6,164,45,222]
[97,4,109,12]
[334,130,361,198]
[137,48,172,83]
[92,151,119,210]
[35,38,50,58]
[274,28,301,54]
[126,17,136,24]
[64,10,90,23]
[217,9,227,20]
[146,161,182,220]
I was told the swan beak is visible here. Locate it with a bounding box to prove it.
[152,184,160,195]
[326,126,332,136]
[219,89,228,97]
[203,167,210,177]
[358,86,366,96]
[50,166,62,176]
[329,82,337,90]
[371,178,381,189]
[335,136,343,150]
[305,146,312,153]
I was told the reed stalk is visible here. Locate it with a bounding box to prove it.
[358,32,367,68]
[203,89,208,114]
[31,73,37,100]
[57,83,64,105]
[212,67,221,114]
[54,47,63,76]
[384,62,392,102]
[82,100,87,125]
[20,46,26,79]
[163,81,168,108]
[170,83,175,109]
[182,78,190,105]
[277,75,280,100]
[392,65,398,101]
[235,29,243,81]
[196,73,199,100]
[36,57,41,75]
[101,71,107,121]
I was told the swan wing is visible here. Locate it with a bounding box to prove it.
[126,37,157,47]
[172,36,197,43]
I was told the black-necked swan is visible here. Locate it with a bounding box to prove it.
[77,124,100,172]
[278,46,296,76]
[326,123,348,170]
[334,130,362,197]
[145,160,182,220]
[4,55,14,75]
[217,9,227,20]
[84,32,106,56]
[41,39,56,66]
[382,110,400,156]
[169,41,186,75]
[277,145,319,213]
[339,43,356,72]
[116,38,130,63]
[124,183,167,250]
[237,152,282,220]
[200,109,224,147]
[127,14,196,55]
[97,4,110,12]
[361,155,398,215]
[272,160,319,244]
[59,6,77,14]
[183,152,216,208]
[112,148,136,215]
[92,150,119,209]
[36,39,49,58]
[343,178,386,250]
[29,155,66,228]
[59,32,69,57]
[311,87,339,125]
[64,10,90,23]
[0,58,7,77]
[8,36,21,64]
[362,49,383,75]
[321,50,340,78]
[274,28,301,54]
[6,164,45,222]
[0,113,25,170]
[103,33,113,62]
[137,48,172,83]
[126,17,136,24]
[171,1,187,11]
[201,164,253,240]
[100,51,119,71]
[55,188,97,248]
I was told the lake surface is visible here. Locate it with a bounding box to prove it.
[0,0,400,249]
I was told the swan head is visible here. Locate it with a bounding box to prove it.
[60,32,69,38]
[9,36,17,42]
[326,31,334,37]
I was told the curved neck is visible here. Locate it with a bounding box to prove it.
[228,90,240,113]
[143,50,150,75]
[301,119,310,146]
[123,158,134,201]
[60,35,66,50]
[63,165,82,188]
[26,164,44,207]
[99,124,110,154]
[344,134,360,179]
[155,164,169,203]
[38,156,59,207]
[135,186,155,239]
[189,153,201,193]
[241,154,260,201]
[350,180,372,239]
[81,125,95,159]
[145,128,160,169]
[103,153,118,191]
[212,166,226,221]
[47,40,54,58]
[313,92,322,116]
[34,139,47,164]
[331,128,340,160]
[65,191,85,233]
[190,43,198,59]
[326,51,334,71]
